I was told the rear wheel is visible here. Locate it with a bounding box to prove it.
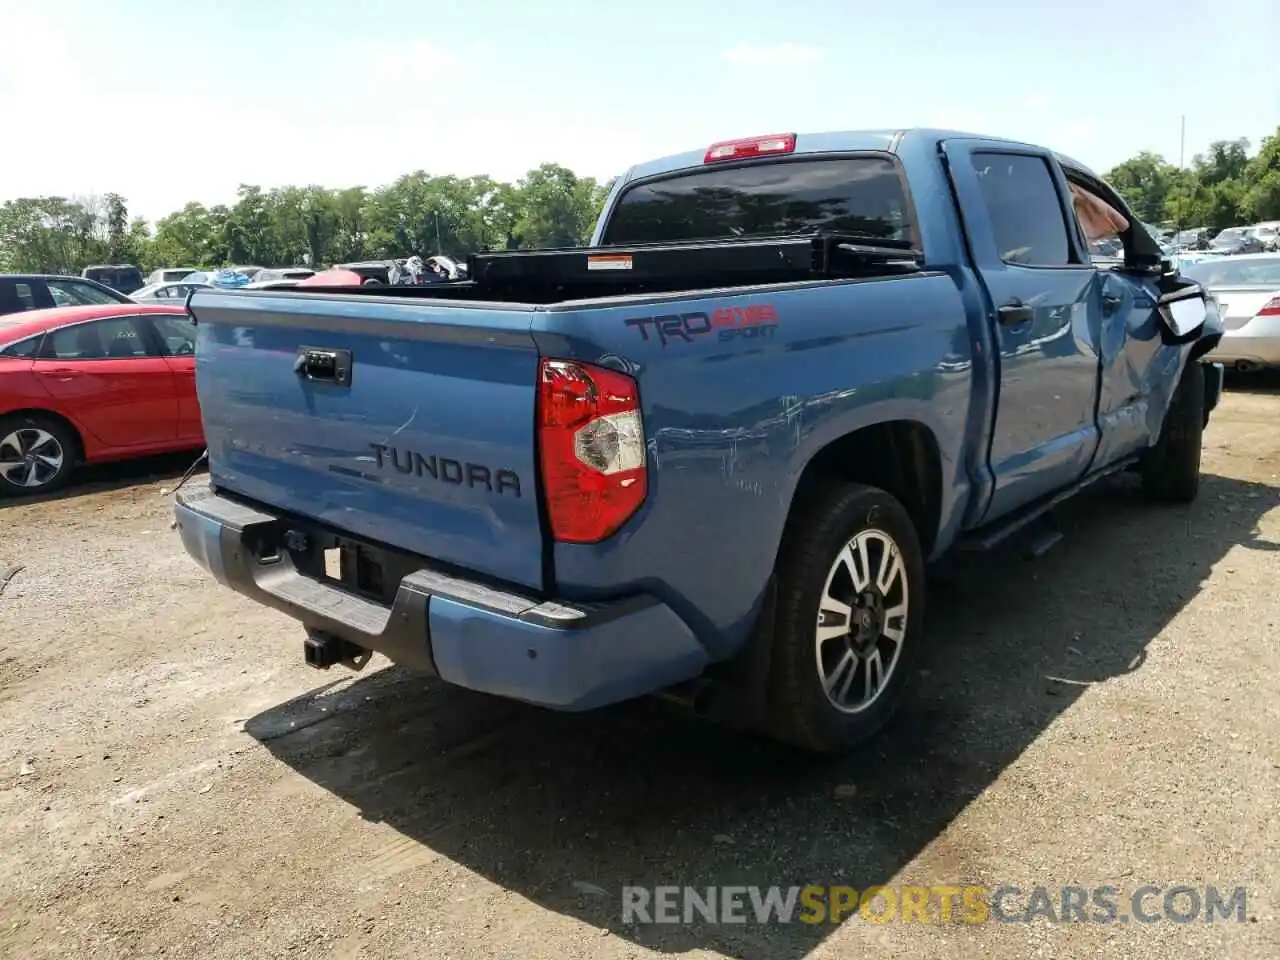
[0,413,78,496]
[766,483,926,753]
[1141,361,1205,504]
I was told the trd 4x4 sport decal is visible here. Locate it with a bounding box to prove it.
[623,304,779,347]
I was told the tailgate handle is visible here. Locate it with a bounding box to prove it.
[295,347,351,386]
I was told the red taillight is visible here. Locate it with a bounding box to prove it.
[537,359,647,543]
[1256,296,1280,317]
[704,133,797,164]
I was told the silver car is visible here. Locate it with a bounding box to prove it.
[145,267,201,285]
[1181,254,1280,371]
[131,281,209,303]
[1250,222,1280,252]
[252,267,316,284]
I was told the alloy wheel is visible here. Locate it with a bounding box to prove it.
[814,528,909,713]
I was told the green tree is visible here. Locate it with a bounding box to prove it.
[225,185,274,266]
[1192,138,1251,188]
[1102,128,1279,231]
[1239,130,1280,221]
[511,163,603,248]
[1105,151,1181,222]
[0,196,108,273]
[152,202,227,268]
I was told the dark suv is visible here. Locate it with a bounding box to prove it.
[81,264,146,294]
[0,274,133,317]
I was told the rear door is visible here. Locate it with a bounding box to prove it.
[144,312,203,443]
[188,290,545,590]
[942,140,1104,521]
[32,315,180,447]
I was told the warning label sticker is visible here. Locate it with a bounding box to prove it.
[586,254,633,271]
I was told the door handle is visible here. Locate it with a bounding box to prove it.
[37,367,82,378]
[997,302,1034,325]
[1102,294,1123,316]
[294,346,352,386]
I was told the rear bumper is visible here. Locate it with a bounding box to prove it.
[174,480,709,711]
[1205,316,1280,366]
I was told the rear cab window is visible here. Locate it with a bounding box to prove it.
[601,155,914,246]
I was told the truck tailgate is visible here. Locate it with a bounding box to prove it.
[188,290,545,591]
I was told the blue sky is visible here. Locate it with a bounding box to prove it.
[1,0,1276,223]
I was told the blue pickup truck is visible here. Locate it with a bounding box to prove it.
[175,129,1224,753]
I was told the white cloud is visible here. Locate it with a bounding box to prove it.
[1023,94,1052,109]
[720,42,825,67]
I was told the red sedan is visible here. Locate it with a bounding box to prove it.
[0,303,202,495]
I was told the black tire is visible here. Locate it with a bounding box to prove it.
[765,482,926,753]
[1141,361,1205,504]
[0,412,79,497]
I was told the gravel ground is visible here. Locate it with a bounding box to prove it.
[1,380,1278,960]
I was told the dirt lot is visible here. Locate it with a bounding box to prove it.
[1,382,1278,960]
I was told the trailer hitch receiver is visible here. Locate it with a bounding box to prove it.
[303,630,372,671]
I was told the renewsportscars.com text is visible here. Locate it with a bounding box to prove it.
[621,884,1249,925]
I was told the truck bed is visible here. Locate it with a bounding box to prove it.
[187,231,941,603]
[263,233,923,305]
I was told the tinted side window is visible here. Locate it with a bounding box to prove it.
[148,315,196,355]
[0,280,37,315]
[40,317,151,360]
[970,153,1072,266]
[603,157,913,245]
[46,280,125,307]
[0,335,42,358]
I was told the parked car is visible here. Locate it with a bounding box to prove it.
[175,128,1222,754]
[132,281,210,303]
[1208,227,1265,256]
[252,268,316,284]
[0,304,202,494]
[229,266,265,281]
[182,269,251,289]
[334,260,396,283]
[1,275,133,317]
[1182,253,1280,371]
[244,279,302,290]
[1172,228,1211,251]
[81,264,145,295]
[1248,222,1280,252]
[294,269,368,287]
[1089,236,1123,259]
[146,268,201,285]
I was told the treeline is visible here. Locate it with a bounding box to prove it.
[3,128,1277,276]
[1103,127,1280,230]
[0,163,611,275]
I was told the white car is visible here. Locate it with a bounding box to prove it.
[1181,253,1280,371]
[1249,222,1280,252]
[145,267,202,285]
[131,280,211,302]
